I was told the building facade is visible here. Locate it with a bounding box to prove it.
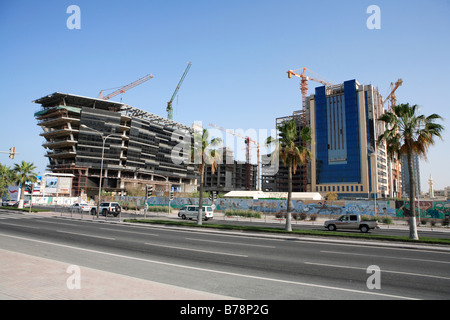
[34,92,198,197]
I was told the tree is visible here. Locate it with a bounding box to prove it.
[378,104,444,240]
[191,128,222,225]
[13,161,38,209]
[0,164,16,203]
[266,119,312,231]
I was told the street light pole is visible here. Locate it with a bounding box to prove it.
[149,173,171,213]
[80,124,122,218]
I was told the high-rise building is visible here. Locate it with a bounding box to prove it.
[306,80,388,197]
[305,79,395,198]
[34,92,198,197]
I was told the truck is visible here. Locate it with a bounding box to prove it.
[324,214,379,233]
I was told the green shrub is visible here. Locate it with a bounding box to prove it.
[225,209,261,219]
[146,206,170,213]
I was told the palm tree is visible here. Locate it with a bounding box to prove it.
[267,119,312,231]
[378,104,444,240]
[0,164,16,203]
[13,161,38,209]
[192,128,222,225]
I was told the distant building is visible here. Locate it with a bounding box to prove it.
[203,148,258,193]
[261,112,309,193]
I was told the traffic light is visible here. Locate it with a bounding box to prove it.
[209,191,217,203]
[9,147,15,159]
[169,191,174,201]
[146,185,153,198]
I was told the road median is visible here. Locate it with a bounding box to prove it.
[124,218,450,247]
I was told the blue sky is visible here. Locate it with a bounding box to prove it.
[0,0,449,191]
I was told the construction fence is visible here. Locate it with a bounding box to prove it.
[98,196,450,219]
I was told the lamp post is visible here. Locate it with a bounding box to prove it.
[80,124,122,218]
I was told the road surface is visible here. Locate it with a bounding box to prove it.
[0,210,449,300]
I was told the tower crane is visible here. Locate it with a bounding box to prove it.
[383,78,403,109]
[99,74,154,101]
[167,62,192,120]
[209,123,260,191]
[287,67,336,110]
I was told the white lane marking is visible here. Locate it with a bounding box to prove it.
[56,230,115,241]
[32,220,78,227]
[100,227,159,236]
[321,250,450,264]
[0,232,418,300]
[0,222,40,229]
[144,242,248,258]
[185,237,276,248]
[304,262,450,281]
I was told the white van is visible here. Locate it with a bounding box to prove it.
[178,205,214,221]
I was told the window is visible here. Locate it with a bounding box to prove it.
[350,215,357,221]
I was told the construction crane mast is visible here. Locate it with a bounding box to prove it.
[99,74,154,101]
[383,79,404,198]
[383,78,403,109]
[167,62,192,120]
[209,123,260,191]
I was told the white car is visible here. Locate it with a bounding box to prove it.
[69,203,94,214]
[178,205,214,221]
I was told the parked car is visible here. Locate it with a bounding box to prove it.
[324,214,379,233]
[178,205,214,221]
[2,200,15,206]
[98,202,121,217]
[69,203,95,214]
[11,201,31,208]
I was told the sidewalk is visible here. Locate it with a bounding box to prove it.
[0,248,235,300]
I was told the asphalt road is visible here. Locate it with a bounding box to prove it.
[38,205,450,239]
[1,210,450,300]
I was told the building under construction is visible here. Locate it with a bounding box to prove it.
[34,92,198,197]
[203,148,258,193]
[261,112,309,193]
